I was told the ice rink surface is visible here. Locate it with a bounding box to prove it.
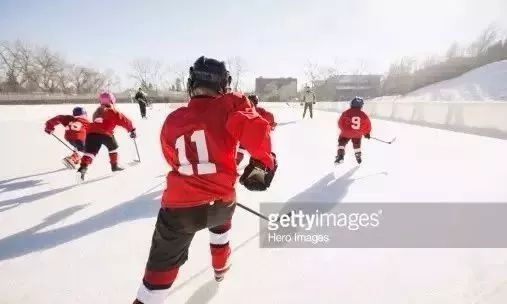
[1,103,507,303]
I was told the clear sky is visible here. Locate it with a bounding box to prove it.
[1,0,506,91]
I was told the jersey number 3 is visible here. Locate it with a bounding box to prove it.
[67,121,83,131]
[175,130,217,175]
[351,116,361,130]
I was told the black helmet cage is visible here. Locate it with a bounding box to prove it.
[187,57,231,95]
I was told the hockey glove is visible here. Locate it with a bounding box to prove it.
[44,127,53,134]
[364,133,370,139]
[130,129,137,139]
[240,156,277,191]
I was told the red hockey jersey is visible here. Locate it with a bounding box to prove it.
[45,115,90,142]
[256,107,276,130]
[338,108,372,139]
[160,92,275,208]
[88,105,134,136]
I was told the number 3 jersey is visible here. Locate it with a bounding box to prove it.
[45,115,90,142]
[338,108,372,139]
[160,92,275,208]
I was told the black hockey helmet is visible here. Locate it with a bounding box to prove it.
[72,106,86,117]
[187,56,231,94]
[248,94,259,106]
[351,96,364,108]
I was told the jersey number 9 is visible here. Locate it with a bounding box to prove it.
[351,116,361,130]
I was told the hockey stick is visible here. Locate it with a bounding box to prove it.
[52,134,74,152]
[237,203,293,222]
[133,138,141,162]
[370,136,396,144]
[237,203,271,221]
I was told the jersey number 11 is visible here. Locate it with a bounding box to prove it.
[175,130,217,175]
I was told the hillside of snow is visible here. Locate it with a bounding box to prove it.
[377,60,507,102]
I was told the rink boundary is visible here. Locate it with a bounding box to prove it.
[313,101,507,140]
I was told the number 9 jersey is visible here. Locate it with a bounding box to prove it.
[160,92,275,208]
[338,108,372,139]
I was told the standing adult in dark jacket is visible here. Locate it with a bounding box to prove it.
[135,87,148,119]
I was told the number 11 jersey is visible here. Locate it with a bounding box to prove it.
[160,92,275,208]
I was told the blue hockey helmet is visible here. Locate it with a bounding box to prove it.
[72,106,87,117]
[350,97,364,108]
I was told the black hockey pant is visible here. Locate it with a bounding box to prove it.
[81,133,119,166]
[135,201,235,303]
[338,136,362,157]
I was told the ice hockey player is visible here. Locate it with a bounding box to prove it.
[135,87,148,119]
[44,106,90,169]
[236,94,276,165]
[132,56,277,304]
[248,94,276,130]
[335,96,371,164]
[77,91,136,180]
[301,85,316,119]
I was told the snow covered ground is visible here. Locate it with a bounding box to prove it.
[374,60,507,102]
[1,103,507,303]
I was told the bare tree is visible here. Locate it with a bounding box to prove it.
[56,63,74,94]
[15,41,38,89]
[0,42,18,91]
[419,55,440,70]
[67,65,108,94]
[69,66,90,94]
[0,40,112,94]
[382,57,417,94]
[0,41,29,92]
[130,57,163,91]
[226,56,246,91]
[351,59,368,75]
[468,24,498,56]
[304,59,342,88]
[102,69,121,92]
[174,78,183,91]
[446,42,462,59]
[32,47,65,93]
[303,62,319,88]
[174,68,188,92]
[82,70,107,93]
[157,66,173,93]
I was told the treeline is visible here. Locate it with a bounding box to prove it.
[0,40,249,96]
[382,26,507,95]
[0,41,116,94]
[128,56,247,94]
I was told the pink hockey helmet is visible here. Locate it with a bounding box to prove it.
[99,91,116,105]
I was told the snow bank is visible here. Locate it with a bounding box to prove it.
[314,100,507,139]
[380,60,507,102]
[312,61,507,138]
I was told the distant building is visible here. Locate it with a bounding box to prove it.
[255,77,297,102]
[315,75,382,101]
